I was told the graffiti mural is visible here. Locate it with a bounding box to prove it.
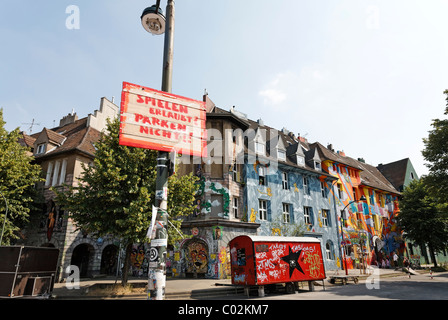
[244,159,340,271]
[130,244,148,277]
[185,239,208,275]
[321,158,404,269]
[196,178,231,219]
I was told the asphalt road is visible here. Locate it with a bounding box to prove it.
[240,272,448,300]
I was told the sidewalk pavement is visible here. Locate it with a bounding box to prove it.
[50,267,416,300]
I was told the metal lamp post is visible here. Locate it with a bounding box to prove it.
[141,0,175,300]
[339,195,366,275]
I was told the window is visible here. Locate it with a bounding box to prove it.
[45,162,54,187]
[258,166,267,186]
[59,159,67,185]
[259,200,268,221]
[36,143,46,154]
[320,181,327,198]
[232,164,240,182]
[337,184,343,199]
[297,155,305,166]
[303,176,310,195]
[369,191,375,204]
[255,142,265,155]
[304,206,313,225]
[233,197,239,218]
[52,161,61,187]
[278,149,286,161]
[282,203,290,223]
[373,215,380,231]
[326,242,334,260]
[321,209,330,227]
[315,161,321,171]
[282,172,289,190]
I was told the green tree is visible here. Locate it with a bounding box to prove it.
[269,215,306,237]
[54,118,198,285]
[398,178,448,267]
[0,109,43,245]
[422,89,448,205]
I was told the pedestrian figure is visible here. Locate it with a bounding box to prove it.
[393,252,399,270]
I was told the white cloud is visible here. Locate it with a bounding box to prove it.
[258,89,286,106]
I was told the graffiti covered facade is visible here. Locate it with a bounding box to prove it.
[313,143,404,270]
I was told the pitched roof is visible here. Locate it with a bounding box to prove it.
[208,106,336,179]
[29,117,102,159]
[312,142,400,195]
[377,158,410,190]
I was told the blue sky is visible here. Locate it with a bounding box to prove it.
[2,1,448,177]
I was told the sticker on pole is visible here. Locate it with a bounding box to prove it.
[119,82,207,157]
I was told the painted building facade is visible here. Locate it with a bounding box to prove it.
[313,143,404,269]
[176,102,342,278]
[242,120,341,273]
[174,97,260,279]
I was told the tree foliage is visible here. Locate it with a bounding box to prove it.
[398,178,448,266]
[422,89,448,205]
[54,118,198,283]
[0,109,43,245]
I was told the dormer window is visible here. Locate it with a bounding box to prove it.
[36,143,46,154]
[277,149,286,161]
[255,142,265,155]
[254,128,266,156]
[315,161,321,171]
[297,155,305,166]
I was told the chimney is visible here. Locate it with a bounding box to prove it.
[337,150,346,157]
[59,112,78,127]
[358,158,366,163]
[327,144,334,152]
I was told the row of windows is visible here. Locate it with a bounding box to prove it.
[341,210,387,232]
[337,183,396,210]
[258,199,331,226]
[258,170,329,198]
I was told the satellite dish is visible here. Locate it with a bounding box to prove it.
[141,5,166,35]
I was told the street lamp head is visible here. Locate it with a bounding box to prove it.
[141,5,166,35]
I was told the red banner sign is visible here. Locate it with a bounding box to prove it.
[119,82,207,157]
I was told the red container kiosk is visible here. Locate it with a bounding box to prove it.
[229,236,326,294]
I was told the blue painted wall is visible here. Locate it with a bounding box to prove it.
[244,161,341,271]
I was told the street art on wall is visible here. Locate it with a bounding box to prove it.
[185,239,208,274]
[130,244,148,277]
[196,178,230,219]
[322,160,404,268]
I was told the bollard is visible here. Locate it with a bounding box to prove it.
[430,268,433,280]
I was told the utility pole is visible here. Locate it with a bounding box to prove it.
[146,0,175,300]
